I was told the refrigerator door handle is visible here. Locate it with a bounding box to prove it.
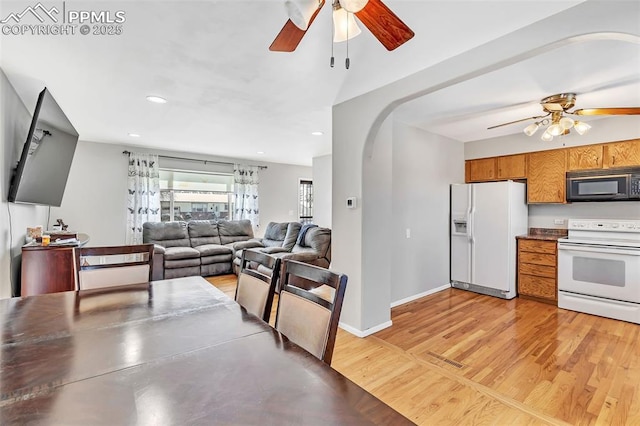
[469,186,475,283]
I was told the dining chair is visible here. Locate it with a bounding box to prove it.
[235,249,281,322]
[275,259,348,365]
[74,244,155,290]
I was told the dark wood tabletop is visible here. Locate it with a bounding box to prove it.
[0,276,412,425]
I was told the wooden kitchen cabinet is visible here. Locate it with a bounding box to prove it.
[526,149,567,203]
[517,239,558,305]
[497,154,526,179]
[467,158,496,182]
[567,145,603,171]
[603,139,640,168]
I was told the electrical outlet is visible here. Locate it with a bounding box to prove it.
[406,228,411,239]
[554,219,565,225]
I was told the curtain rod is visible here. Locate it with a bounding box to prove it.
[122,151,267,169]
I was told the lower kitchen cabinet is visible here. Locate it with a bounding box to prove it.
[517,238,558,305]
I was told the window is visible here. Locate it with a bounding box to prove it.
[299,179,313,224]
[160,170,234,222]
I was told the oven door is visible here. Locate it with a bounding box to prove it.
[558,242,640,303]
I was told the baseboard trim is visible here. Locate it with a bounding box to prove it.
[390,283,452,308]
[339,320,393,338]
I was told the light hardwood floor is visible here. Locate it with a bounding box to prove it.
[207,275,640,425]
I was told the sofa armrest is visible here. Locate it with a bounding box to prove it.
[232,239,264,251]
[153,244,166,255]
[276,251,321,263]
[261,246,289,254]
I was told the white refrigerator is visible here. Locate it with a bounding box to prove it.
[450,181,528,299]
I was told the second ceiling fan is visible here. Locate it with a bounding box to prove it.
[488,93,640,141]
[269,0,414,54]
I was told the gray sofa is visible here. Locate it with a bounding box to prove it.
[143,220,254,280]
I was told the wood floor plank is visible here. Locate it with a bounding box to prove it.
[207,276,640,425]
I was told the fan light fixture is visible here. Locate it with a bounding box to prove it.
[332,6,361,42]
[523,113,591,141]
[491,93,640,141]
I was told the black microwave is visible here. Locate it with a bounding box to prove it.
[566,167,640,202]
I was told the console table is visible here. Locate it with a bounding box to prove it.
[20,233,89,296]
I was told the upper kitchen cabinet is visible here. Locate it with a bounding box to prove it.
[467,158,496,182]
[466,154,526,182]
[527,149,567,204]
[567,145,603,171]
[603,139,640,168]
[497,154,527,179]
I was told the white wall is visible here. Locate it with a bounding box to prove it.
[51,141,312,245]
[312,154,331,228]
[258,162,312,236]
[1,69,48,298]
[391,122,464,303]
[361,116,393,330]
[465,117,640,229]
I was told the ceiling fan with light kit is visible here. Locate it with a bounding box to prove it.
[270,0,414,68]
[488,93,640,142]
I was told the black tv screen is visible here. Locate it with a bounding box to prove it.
[8,88,79,207]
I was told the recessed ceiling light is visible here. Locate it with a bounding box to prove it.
[257,151,265,154]
[311,131,324,136]
[146,95,167,104]
[128,133,141,138]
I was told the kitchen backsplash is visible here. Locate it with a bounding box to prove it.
[529,202,640,229]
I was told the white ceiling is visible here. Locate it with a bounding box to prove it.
[1,1,638,166]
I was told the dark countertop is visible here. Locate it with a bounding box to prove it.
[517,228,568,241]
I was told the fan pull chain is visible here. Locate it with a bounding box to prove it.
[345,13,350,69]
[330,10,335,68]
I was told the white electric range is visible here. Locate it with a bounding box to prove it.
[557,219,640,324]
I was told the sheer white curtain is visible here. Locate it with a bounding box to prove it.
[126,153,160,244]
[233,164,259,228]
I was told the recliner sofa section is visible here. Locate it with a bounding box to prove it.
[143,220,254,280]
[232,221,302,273]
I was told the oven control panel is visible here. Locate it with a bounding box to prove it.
[568,219,640,232]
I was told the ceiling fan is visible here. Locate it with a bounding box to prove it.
[488,93,640,141]
[269,0,414,54]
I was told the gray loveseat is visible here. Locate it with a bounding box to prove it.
[143,220,254,280]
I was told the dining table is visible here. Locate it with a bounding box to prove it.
[0,276,413,425]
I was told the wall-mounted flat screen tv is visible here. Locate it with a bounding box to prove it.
[8,87,79,207]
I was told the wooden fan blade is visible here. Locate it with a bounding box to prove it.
[487,114,549,130]
[572,107,640,116]
[269,0,325,52]
[355,0,414,51]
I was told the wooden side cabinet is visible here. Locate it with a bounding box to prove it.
[517,239,558,305]
[21,246,78,296]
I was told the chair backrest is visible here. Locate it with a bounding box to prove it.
[275,260,348,365]
[235,250,281,322]
[75,244,155,290]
